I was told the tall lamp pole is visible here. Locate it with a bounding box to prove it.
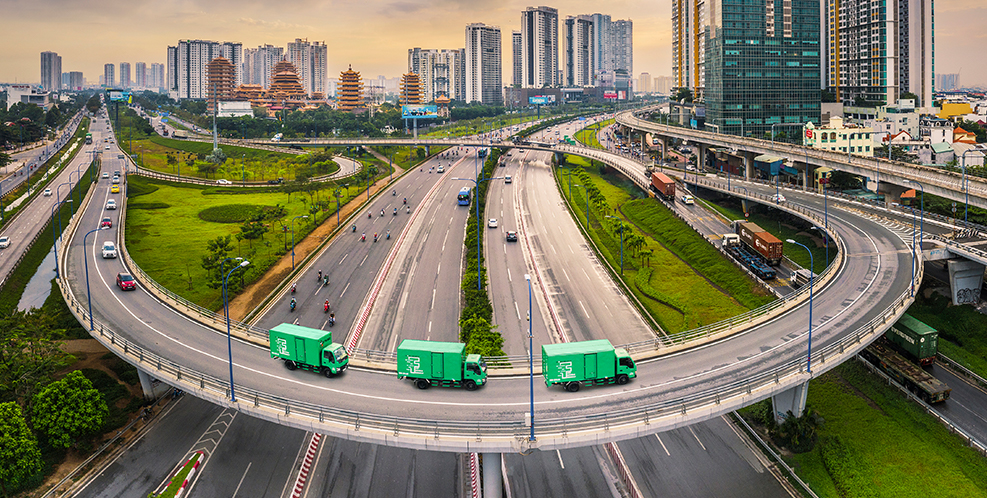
[290,215,309,270]
[50,199,73,277]
[525,273,535,442]
[83,227,102,330]
[905,180,925,251]
[786,239,814,374]
[222,260,249,402]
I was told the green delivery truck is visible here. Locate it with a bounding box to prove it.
[269,323,349,377]
[886,314,939,366]
[542,339,637,392]
[397,340,487,391]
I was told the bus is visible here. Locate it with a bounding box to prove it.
[85,133,92,144]
[457,187,472,206]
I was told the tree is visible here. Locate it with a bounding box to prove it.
[673,87,694,103]
[820,90,837,103]
[828,171,863,190]
[875,144,909,162]
[900,91,919,102]
[31,371,108,449]
[0,311,70,406]
[200,235,236,289]
[238,221,268,248]
[0,402,44,497]
[85,94,102,114]
[959,120,987,143]
[0,152,11,170]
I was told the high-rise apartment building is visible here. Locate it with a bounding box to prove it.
[41,51,62,91]
[564,15,594,87]
[671,0,706,97]
[824,0,933,106]
[168,40,243,100]
[151,63,165,90]
[521,6,559,88]
[936,73,960,91]
[591,13,613,83]
[167,46,178,95]
[287,39,328,97]
[68,71,84,91]
[512,31,523,87]
[120,62,132,88]
[135,62,147,88]
[408,48,467,102]
[612,20,633,78]
[104,63,115,87]
[638,72,652,93]
[465,23,503,104]
[244,45,284,89]
[705,0,821,137]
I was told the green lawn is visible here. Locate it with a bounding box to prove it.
[125,176,365,310]
[574,119,613,149]
[558,156,770,333]
[780,361,987,497]
[423,114,539,138]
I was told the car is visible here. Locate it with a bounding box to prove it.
[106,199,116,210]
[770,194,787,203]
[0,236,9,249]
[100,217,112,228]
[105,145,110,150]
[101,172,109,179]
[216,179,232,185]
[488,218,498,228]
[110,185,120,194]
[682,194,695,205]
[505,175,512,184]
[116,272,136,290]
[436,165,444,173]
[114,170,121,177]
[112,176,120,184]
[43,188,52,196]
[506,231,518,242]
[101,241,117,258]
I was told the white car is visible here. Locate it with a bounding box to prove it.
[43,188,52,196]
[682,194,695,205]
[112,176,120,184]
[216,179,232,185]
[436,165,444,173]
[504,175,512,184]
[101,241,117,259]
[106,199,117,210]
[101,172,109,179]
[488,218,498,228]
[0,236,10,249]
[770,194,787,203]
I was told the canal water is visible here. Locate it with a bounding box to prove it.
[17,245,56,311]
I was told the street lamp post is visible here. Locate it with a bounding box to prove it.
[290,215,309,270]
[83,228,102,330]
[50,199,73,278]
[606,216,625,274]
[453,149,503,290]
[905,180,924,253]
[222,259,250,402]
[525,273,535,442]
[961,150,977,222]
[786,239,814,373]
[909,204,917,297]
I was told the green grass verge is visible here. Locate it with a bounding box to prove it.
[781,361,987,497]
[557,156,770,333]
[573,119,613,149]
[906,289,987,378]
[152,452,203,498]
[124,174,372,311]
[129,136,307,182]
[423,114,540,138]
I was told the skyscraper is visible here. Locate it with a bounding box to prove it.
[68,71,84,91]
[151,63,166,90]
[705,0,821,137]
[612,20,633,78]
[639,72,652,93]
[167,46,178,95]
[287,39,328,97]
[135,62,147,88]
[521,6,559,88]
[672,0,706,97]
[120,62,132,88]
[169,40,243,99]
[41,51,62,91]
[824,0,934,106]
[104,63,115,88]
[512,31,523,87]
[564,16,594,87]
[408,48,467,102]
[465,23,503,104]
[246,45,285,89]
[591,13,612,83]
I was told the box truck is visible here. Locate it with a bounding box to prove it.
[269,323,349,377]
[542,339,637,392]
[397,340,487,391]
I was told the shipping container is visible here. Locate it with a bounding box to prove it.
[650,172,676,201]
[397,340,487,390]
[269,323,348,377]
[734,221,783,265]
[541,339,637,392]
[886,314,938,366]
[861,341,950,403]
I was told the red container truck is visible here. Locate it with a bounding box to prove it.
[650,172,676,201]
[733,221,783,265]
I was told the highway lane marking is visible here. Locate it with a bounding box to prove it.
[431,289,436,309]
[579,301,589,318]
[321,320,328,330]
[338,254,347,265]
[360,254,368,266]
[437,262,441,275]
[292,318,299,325]
[340,282,350,298]
[689,427,707,451]
[561,268,570,282]
[514,302,521,320]
[569,245,574,254]
[231,462,252,498]
[508,268,512,282]
[551,245,556,254]
[654,434,671,456]
[556,450,565,469]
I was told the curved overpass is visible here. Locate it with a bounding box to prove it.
[58,127,920,453]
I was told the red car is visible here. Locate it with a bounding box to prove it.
[116,272,136,290]
[101,217,113,228]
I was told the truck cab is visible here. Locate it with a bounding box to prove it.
[615,348,637,379]
[464,354,488,386]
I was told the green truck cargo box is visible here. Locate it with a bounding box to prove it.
[269,323,348,377]
[542,339,636,392]
[887,314,938,366]
[397,340,487,390]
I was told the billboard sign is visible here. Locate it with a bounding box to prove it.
[107,90,131,102]
[603,91,618,99]
[529,95,555,105]
[402,105,439,119]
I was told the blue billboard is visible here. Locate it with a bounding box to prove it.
[529,96,554,105]
[402,105,439,119]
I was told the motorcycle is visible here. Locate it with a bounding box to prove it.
[373,233,378,243]
[386,231,391,240]
[361,233,366,242]
[289,299,296,312]
[368,212,372,218]
[324,301,330,313]
[380,209,385,217]
[291,283,296,294]
[406,206,410,214]
[323,276,329,287]
[352,224,357,232]
[393,208,397,215]
[403,198,407,205]
[328,313,335,327]
[392,190,396,196]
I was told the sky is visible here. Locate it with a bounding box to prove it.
[2,0,984,87]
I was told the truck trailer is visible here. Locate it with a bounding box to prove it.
[269,323,349,377]
[542,339,637,392]
[887,314,938,366]
[861,341,950,403]
[650,172,676,201]
[397,340,487,391]
[733,221,783,265]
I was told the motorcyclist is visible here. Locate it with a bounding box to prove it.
[362,232,366,242]
[368,211,372,218]
[406,206,410,214]
[373,232,378,242]
[392,189,396,196]
[323,275,329,286]
[352,224,357,232]
[393,207,397,215]
[329,312,335,326]
[386,230,390,239]
[291,283,296,294]
[324,300,330,313]
[381,209,385,216]
[318,270,322,282]
[290,298,296,311]
[403,197,407,204]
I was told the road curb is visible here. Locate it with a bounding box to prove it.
[290,433,323,498]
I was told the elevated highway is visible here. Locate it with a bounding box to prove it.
[58,122,922,453]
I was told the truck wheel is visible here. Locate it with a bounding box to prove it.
[284,360,297,371]
[323,367,336,378]
[464,380,477,391]
[416,379,430,390]
[565,382,580,392]
[616,374,629,385]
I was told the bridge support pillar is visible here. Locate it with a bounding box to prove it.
[948,259,985,305]
[425,146,430,156]
[800,163,808,192]
[555,151,566,166]
[137,369,172,401]
[482,453,503,498]
[771,380,809,424]
[743,152,755,180]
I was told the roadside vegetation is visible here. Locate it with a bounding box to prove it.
[907,286,987,378]
[556,155,771,333]
[573,119,613,149]
[740,360,987,497]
